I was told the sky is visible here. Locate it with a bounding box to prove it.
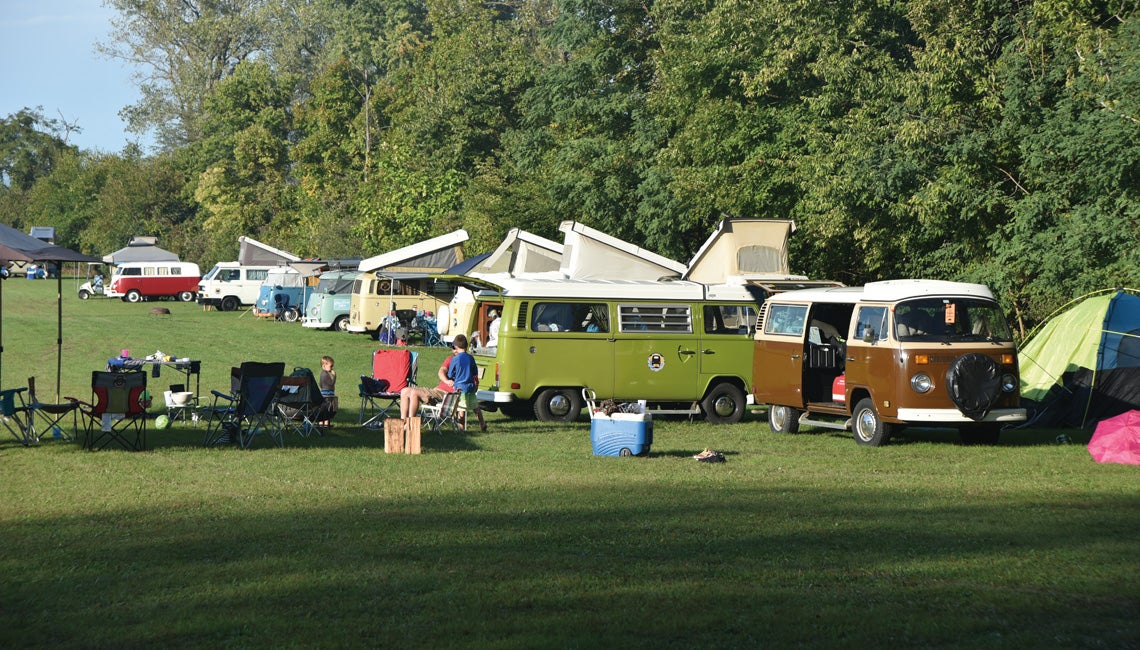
[0,0,152,153]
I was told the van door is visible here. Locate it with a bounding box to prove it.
[752,302,810,407]
[613,303,699,400]
[521,301,616,398]
[698,304,757,382]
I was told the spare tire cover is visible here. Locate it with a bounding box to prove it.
[945,353,1001,420]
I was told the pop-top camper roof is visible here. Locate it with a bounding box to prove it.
[683,218,799,284]
[359,230,469,274]
[470,228,563,278]
[238,236,301,266]
[558,221,686,281]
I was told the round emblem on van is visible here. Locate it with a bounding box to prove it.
[648,353,665,372]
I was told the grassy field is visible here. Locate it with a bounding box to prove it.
[1,278,1137,649]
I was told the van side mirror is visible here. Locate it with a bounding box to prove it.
[862,328,876,343]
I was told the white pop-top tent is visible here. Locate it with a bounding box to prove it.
[557,221,686,281]
[238,236,301,266]
[683,218,800,284]
[468,228,564,278]
[359,230,470,274]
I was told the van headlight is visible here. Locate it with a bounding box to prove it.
[1001,373,1018,393]
[910,373,934,393]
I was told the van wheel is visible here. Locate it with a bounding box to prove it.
[852,398,893,446]
[332,315,349,332]
[768,405,801,434]
[177,291,195,302]
[220,296,239,312]
[960,424,1001,445]
[701,383,746,424]
[125,290,143,303]
[534,388,583,422]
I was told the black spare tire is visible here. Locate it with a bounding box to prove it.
[944,353,1001,421]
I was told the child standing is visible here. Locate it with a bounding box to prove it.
[318,355,337,427]
[445,334,486,431]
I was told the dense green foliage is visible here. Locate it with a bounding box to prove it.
[2,0,1138,329]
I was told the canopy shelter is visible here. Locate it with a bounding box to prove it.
[1019,288,1140,428]
[0,223,101,397]
[102,236,179,264]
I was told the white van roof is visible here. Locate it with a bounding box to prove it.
[477,276,756,302]
[769,280,996,305]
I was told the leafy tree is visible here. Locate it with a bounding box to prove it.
[0,108,78,192]
[101,0,276,150]
[193,61,296,261]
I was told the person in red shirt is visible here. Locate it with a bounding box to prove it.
[399,355,454,418]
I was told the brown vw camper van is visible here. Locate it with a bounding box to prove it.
[752,280,1026,446]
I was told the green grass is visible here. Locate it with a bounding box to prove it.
[1,279,1137,649]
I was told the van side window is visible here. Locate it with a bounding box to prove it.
[248,270,268,282]
[704,305,757,335]
[855,306,888,341]
[618,305,692,333]
[531,302,601,332]
[121,267,141,276]
[160,267,172,276]
[764,304,808,336]
[143,266,156,276]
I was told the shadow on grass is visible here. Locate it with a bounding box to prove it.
[2,482,1136,648]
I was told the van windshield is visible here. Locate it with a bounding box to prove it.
[894,298,1013,342]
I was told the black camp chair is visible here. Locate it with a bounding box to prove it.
[276,367,327,437]
[203,362,285,449]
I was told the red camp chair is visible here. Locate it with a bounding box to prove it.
[75,370,149,451]
[359,349,417,429]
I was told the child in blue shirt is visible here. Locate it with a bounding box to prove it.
[446,334,486,431]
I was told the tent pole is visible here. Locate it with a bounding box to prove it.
[56,273,63,401]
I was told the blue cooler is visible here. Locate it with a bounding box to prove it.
[590,413,653,457]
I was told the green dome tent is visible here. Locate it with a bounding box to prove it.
[1019,289,1140,428]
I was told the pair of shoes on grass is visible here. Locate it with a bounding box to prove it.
[692,448,725,463]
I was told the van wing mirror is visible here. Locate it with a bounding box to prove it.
[862,328,876,343]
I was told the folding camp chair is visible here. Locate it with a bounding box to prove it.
[276,367,326,438]
[203,362,286,449]
[358,349,417,429]
[418,391,464,434]
[0,387,35,445]
[75,370,149,451]
[27,376,79,442]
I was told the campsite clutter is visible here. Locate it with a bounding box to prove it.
[1087,410,1140,465]
[12,221,1139,454]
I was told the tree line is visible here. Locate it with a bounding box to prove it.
[1,0,1137,332]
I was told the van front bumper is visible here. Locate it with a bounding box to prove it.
[895,407,1027,423]
[477,390,514,404]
